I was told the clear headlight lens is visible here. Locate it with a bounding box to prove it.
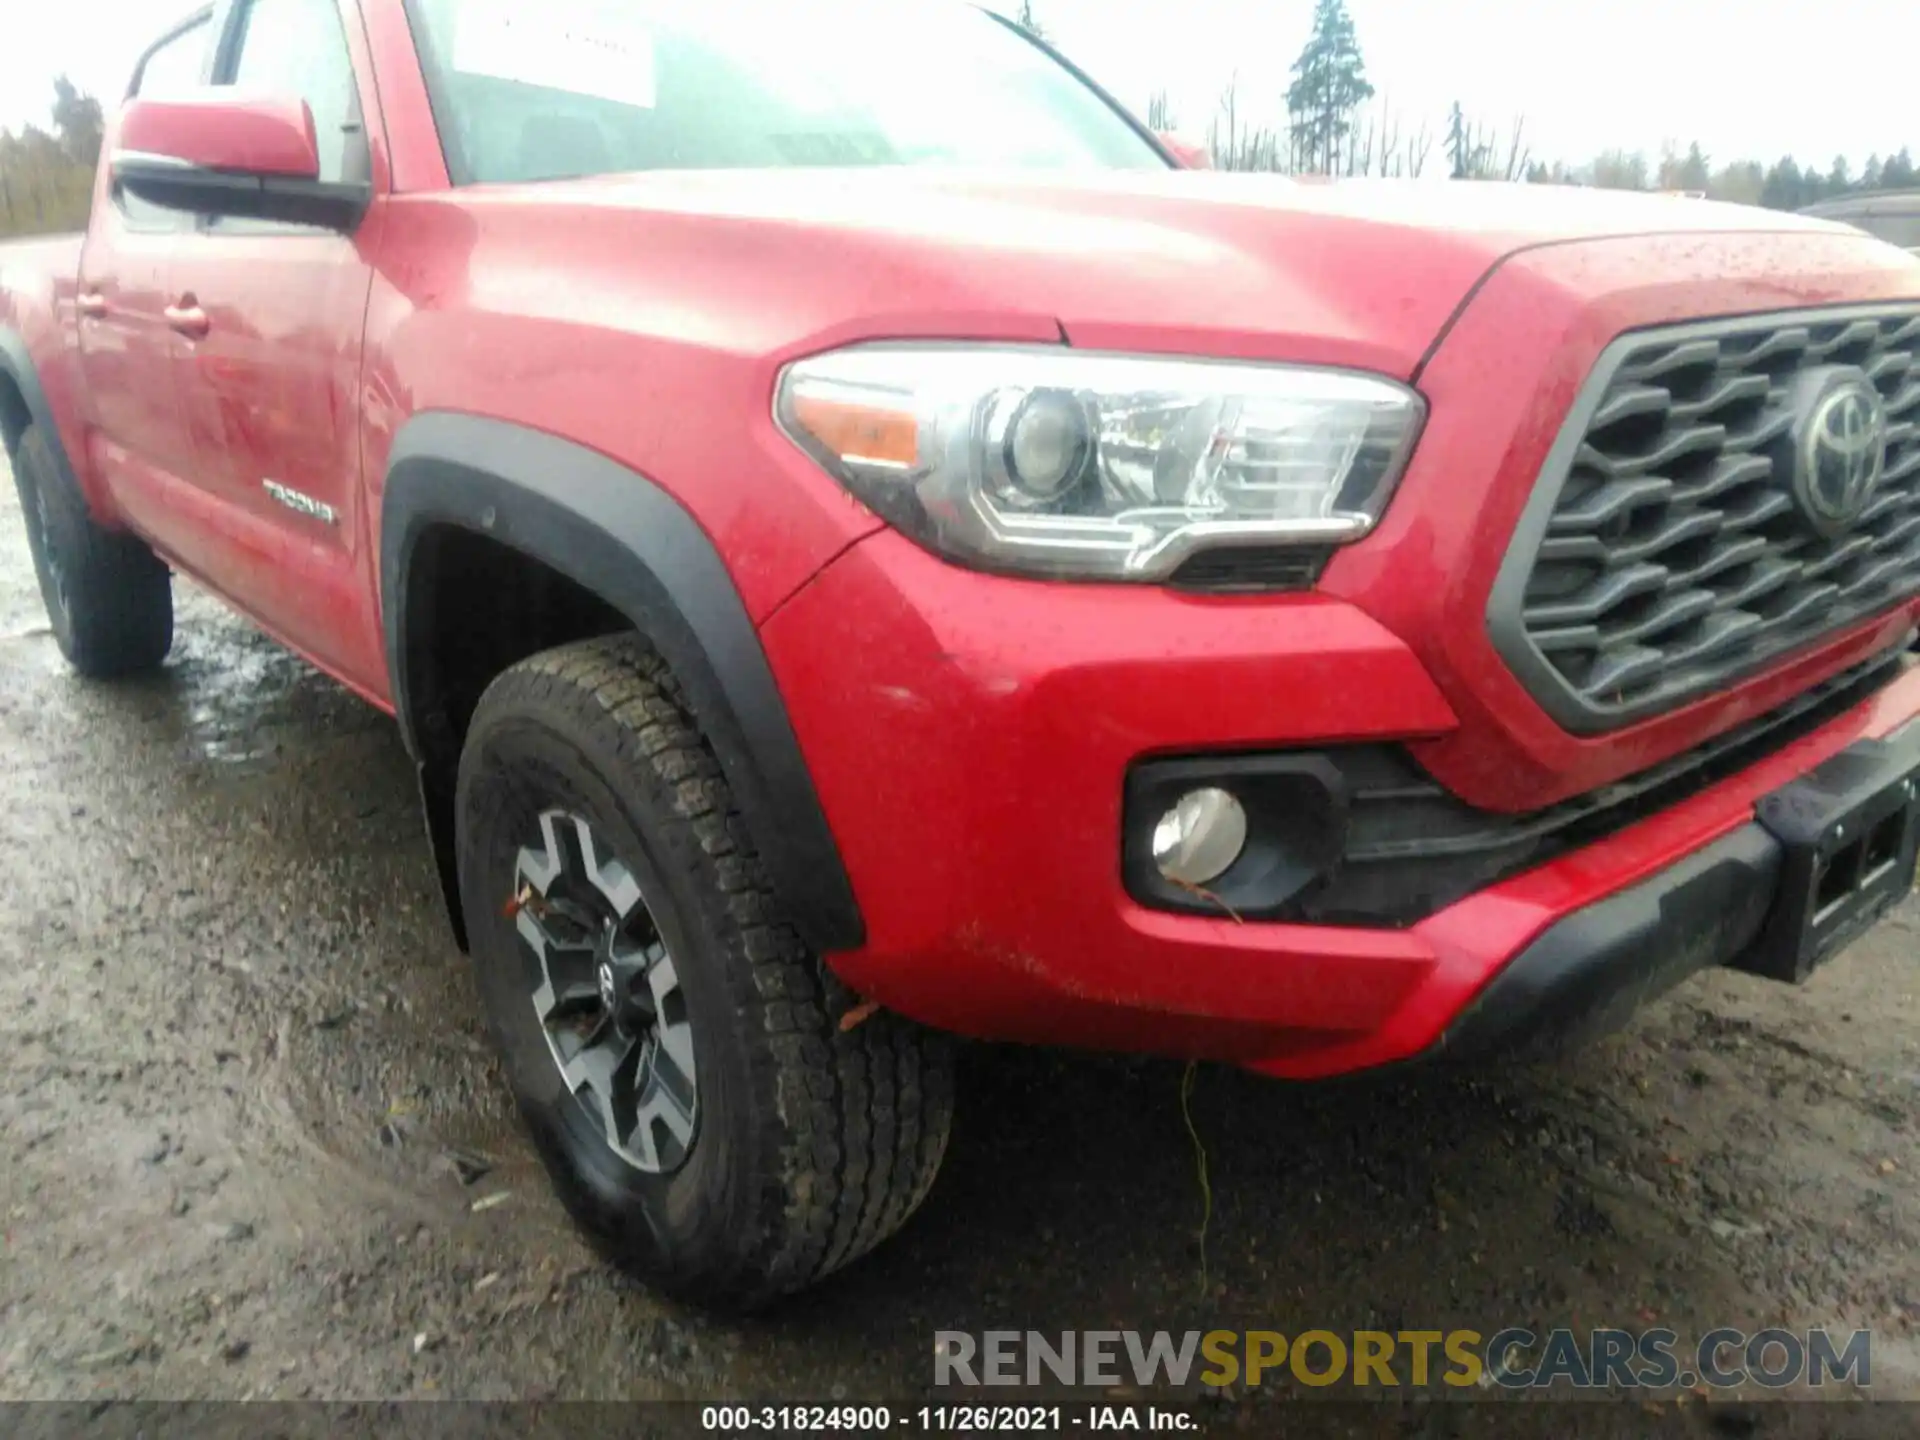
[775,345,1425,581]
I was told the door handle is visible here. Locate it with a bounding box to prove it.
[77,291,109,320]
[164,299,210,339]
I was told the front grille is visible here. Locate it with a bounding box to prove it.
[1490,304,1920,733]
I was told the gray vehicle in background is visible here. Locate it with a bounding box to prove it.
[1801,190,1920,254]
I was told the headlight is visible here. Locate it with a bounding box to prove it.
[775,344,1424,581]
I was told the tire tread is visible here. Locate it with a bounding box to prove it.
[469,634,951,1306]
[12,425,171,678]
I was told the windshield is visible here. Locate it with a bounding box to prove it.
[403,0,1169,185]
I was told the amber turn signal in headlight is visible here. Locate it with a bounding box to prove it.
[777,343,1425,581]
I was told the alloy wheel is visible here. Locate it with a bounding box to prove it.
[512,810,698,1173]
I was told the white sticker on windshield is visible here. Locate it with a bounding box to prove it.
[452,0,656,109]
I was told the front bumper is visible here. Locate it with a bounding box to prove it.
[758,528,1920,1079]
[1430,713,1920,1063]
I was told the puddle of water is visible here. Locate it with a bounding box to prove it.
[71,596,392,773]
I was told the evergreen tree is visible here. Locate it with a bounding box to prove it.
[1676,142,1711,193]
[1882,148,1916,189]
[50,76,104,170]
[1760,157,1804,210]
[0,76,100,237]
[1591,150,1650,191]
[1286,0,1374,176]
[1659,142,1711,192]
[1710,160,1766,206]
[1445,102,1469,179]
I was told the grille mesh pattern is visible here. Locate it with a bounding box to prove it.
[1499,306,1920,728]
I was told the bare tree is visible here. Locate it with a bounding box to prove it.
[1209,73,1240,171]
[1243,128,1285,173]
[1345,99,1436,179]
[1204,74,1287,175]
[1345,110,1373,176]
[1500,116,1531,182]
[1402,120,1433,178]
[1367,106,1397,177]
[1443,105,1529,180]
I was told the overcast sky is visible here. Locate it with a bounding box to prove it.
[2,0,1914,173]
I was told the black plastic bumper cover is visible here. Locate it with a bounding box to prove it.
[1429,824,1784,1064]
[1428,720,1920,1064]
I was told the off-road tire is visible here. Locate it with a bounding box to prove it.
[10,423,172,677]
[455,633,953,1310]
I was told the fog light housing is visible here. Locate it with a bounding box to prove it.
[1151,788,1248,887]
[1125,754,1350,920]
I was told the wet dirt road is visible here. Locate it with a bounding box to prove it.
[1,460,1917,1422]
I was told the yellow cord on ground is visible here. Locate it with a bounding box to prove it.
[1179,1060,1212,1301]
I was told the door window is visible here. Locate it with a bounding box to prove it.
[133,17,211,97]
[119,17,213,231]
[219,0,368,187]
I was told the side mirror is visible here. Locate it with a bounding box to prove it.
[1157,133,1212,171]
[113,91,370,232]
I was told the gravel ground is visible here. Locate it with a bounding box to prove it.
[1,458,1916,1426]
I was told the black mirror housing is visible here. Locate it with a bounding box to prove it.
[114,156,372,232]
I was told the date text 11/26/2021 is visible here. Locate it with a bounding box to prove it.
[700,1406,1196,1433]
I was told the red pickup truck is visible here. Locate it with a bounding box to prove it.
[4,0,1919,1309]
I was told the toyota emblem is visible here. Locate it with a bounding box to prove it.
[1793,372,1888,534]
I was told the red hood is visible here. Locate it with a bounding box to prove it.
[466,168,1864,375]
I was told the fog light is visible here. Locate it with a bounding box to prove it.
[1151,787,1247,887]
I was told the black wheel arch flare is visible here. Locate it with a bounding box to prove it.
[380,412,864,955]
[0,330,78,483]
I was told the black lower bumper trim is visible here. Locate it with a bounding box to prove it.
[1428,719,1920,1065]
[1428,824,1784,1064]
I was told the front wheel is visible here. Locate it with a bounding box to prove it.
[455,634,953,1310]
